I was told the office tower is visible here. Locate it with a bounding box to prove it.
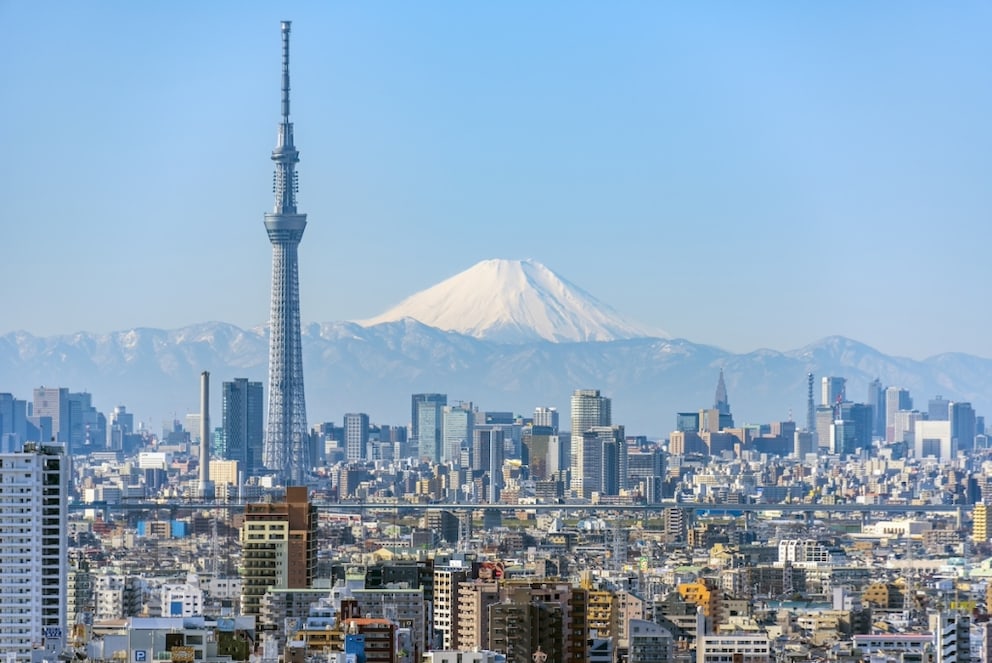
[950,401,977,452]
[69,391,104,451]
[523,425,555,480]
[914,420,953,460]
[107,405,133,452]
[442,402,474,466]
[263,21,309,485]
[33,386,69,444]
[714,369,730,415]
[343,412,370,462]
[223,379,265,477]
[411,393,447,439]
[867,378,884,438]
[806,373,816,434]
[0,443,68,660]
[829,402,873,455]
[885,387,913,442]
[676,412,700,433]
[241,486,316,614]
[0,393,28,452]
[533,406,559,432]
[821,376,846,408]
[699,408,732,433]
[627,446,665,502]
[411,393,446,462]
[929,395,951,421]
[570,389,611,498]
[815,407,834,450]
[894,410,923,445]
[575,425,626,497]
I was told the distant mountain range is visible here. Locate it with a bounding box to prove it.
[2,259,990,435]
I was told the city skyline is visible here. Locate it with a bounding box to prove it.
[2,4,990,359]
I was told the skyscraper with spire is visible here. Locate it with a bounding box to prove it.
[714,369,730,415]
[262,21,309,485]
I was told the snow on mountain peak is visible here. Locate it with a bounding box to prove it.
[356,258,666,343]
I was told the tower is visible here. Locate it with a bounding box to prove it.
[806,373,816,434]
[263,21,309,485]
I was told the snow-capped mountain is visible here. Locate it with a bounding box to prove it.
[3,322,992,436]
[357,258,665,343]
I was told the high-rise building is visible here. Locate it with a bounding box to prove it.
[885,387,913,442]
[714,369,731,415]
[950,401,977,452]
[223,379,265,477]
[0,443,68,660]
[533,406,559,432]
[0,393,28,452]
[914,420,953,461]
[676,412,700,433]
[580,425,626,496]
[32,386,70,444]
[240,486,316,614]
[929,395,951,421]
[442,402,474,466]
[412,394,447,462]
[867,378,885,439]
[343,412,370,462]
[570,389,611,498]
[262,21,309,485]
[523,425,556,480]
[821,376,846,408]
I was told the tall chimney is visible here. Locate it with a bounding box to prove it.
[198,371,214,498]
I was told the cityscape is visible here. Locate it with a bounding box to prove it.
[3,8,992,663]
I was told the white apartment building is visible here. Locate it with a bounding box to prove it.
[160,574,205,617]
[0,444,68,660]
[696,633,771,663]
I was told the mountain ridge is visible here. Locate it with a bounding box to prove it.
[3,321,991,436]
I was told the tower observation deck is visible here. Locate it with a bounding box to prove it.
[262,21,309,485]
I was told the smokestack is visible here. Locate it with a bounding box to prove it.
[198,371,214,498]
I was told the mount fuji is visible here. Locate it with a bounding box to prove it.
[2,260,992,434]
[357,259,664,344]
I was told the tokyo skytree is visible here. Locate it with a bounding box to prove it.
[262,21,309,485]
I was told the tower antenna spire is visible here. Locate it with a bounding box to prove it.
[281,20,292,123]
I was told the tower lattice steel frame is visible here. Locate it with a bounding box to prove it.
[262,21,309,485]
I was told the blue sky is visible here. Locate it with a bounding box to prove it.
[1,2,990,359]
